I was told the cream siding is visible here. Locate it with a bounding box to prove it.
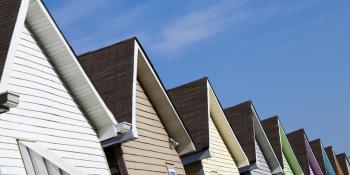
[282,152,294,175]
[120,81,185,175]
[0,25,109,174]
[202,116,239,175]
[251,139,273,175]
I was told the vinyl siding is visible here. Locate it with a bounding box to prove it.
[120,81,185,175]
[0,25,110,174]
[310,165,315,175]
[202,116,239,175]
[251,139,273,175]
[283,152,294,175]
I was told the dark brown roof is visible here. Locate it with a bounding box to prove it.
[310,139,327,175]
[261,116,283,168]
[287,129,310,175]
[325,146,345,175]
[0,0,22,79]
[223,101,256,164]
[167,77,209,153]
[78,38,136,123]
[336,153,350,175]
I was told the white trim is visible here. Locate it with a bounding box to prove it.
[18,140,85,175]
[207,82,249,168]
[251,105,283,174]
[131,41,139,137]
[168,168,177,175]
[134,41,195,154]
[23,0,119,141]
[0,0,30,92]
[207,83,212,154]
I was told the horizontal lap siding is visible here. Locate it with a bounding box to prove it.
[0,25,109,175]
[283,152,294,175]
[202,116,239,175]
[121,81,185,175]
[251,140,273,175]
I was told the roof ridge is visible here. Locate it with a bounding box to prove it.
[79,36,137,57]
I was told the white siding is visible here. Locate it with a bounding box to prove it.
[251,139,273,175]
[0,25,110,174]
[282,152,293,175]
[202,116,240,175]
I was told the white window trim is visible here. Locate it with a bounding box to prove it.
[168,168,177,175]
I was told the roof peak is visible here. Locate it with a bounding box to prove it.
[168,76,208,91]
[79,37,138,57]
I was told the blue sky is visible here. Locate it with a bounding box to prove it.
[44,0,350,155]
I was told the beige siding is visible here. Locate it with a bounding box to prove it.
[202,116,239,175]
[120,81,185,175]
[282,152,294,175]
[0,25,109,174]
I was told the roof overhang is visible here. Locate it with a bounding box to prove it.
[207,81,249,168]
[250,105,283,174]
[0,0,120,141]
[279,121,304,175]
[134,40,195,155]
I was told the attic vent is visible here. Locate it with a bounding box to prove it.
[0,92,19,113]
[115,122,132,134]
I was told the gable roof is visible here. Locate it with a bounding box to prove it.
[0,0,119,141]
[325,146,345,175]
[167,77,249,168]
[78,37,195,155]
[261,116,303,175]
[336,153,350,175]
[310,139,336,175]
[287,129,323,175]
[224,101,282,174]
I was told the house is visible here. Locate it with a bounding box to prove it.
[261,116,304,175]
[325,146,345,175]
[0,0,123,174]
[310,139,336,175]
[78,37,195,175]
[224,101,283,175]
[287,129,323,175]
[336,153,350,175]
[167,77,250,175]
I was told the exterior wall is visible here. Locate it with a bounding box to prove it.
[251,139,273,175]
[310,165,315,175]
[0,25,110,174]
[323,150,336,175]
[119,81,185,175]
[283,152,294,175]
[202,116,239,175]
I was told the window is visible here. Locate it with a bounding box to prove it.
[168,168,177,175]
[18,140,83,175]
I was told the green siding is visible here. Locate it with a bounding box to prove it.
[283,152,294,175]
[280,125,303,175]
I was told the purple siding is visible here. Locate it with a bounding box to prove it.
[305,139,323,175]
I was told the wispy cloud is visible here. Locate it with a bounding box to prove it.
[53,0,110,26]
[72,3,153,54]
[152,0,251,54]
